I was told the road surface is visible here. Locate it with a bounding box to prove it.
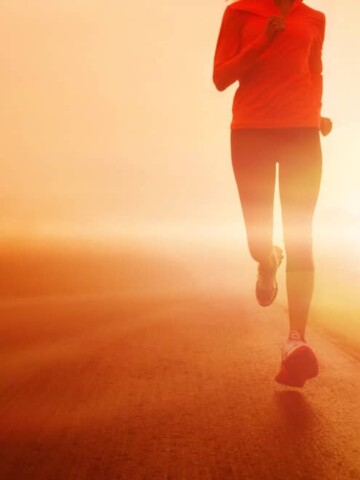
[1,239,360,479]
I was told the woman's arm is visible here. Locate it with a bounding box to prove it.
[309,13,331,135]
[308,12,326,114]
[212,8,273,92]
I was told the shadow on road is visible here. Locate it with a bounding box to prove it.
[275,390,315,432]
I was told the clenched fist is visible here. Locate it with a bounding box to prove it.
[320,117,333,136]
[265,17,286,41]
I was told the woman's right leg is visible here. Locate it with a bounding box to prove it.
[230,129,277,266]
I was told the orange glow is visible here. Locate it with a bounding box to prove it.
[0,0,359,342]
[0,1,359,232]
[2,4,360,479]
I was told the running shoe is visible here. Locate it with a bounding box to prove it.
[256,246,283,307]
[275,330,319,388]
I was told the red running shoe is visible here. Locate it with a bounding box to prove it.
[275,330,319,388]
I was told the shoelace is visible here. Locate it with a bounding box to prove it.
[288,330,304,342]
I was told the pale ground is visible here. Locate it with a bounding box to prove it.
[0,236,360,479]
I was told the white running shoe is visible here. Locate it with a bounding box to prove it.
[256,246,283,307]
[275,330,319,388]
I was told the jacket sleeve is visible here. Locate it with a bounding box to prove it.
[308,13,325,113]
[212,8,270,91]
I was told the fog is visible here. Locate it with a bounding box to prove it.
[0,0,358,239]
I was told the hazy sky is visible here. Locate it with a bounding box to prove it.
[1,0,359,236]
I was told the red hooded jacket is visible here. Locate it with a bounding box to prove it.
[213,0,325,129]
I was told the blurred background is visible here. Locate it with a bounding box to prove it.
[0,0,359,351]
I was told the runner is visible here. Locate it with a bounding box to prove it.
[213,0,332,387]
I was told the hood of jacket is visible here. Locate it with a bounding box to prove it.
[229,0,303,17]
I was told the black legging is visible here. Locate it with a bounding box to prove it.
[231,128,322,272]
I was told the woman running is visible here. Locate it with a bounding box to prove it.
[213,0,332,387]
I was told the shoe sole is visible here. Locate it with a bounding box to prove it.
[256,246,283,307]
[256,282,278,307]
[275,345,319,388]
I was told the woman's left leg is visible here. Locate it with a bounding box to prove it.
[278,128,322,339]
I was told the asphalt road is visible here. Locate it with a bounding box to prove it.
[1,240,360,479]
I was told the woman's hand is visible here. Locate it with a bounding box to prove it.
[320,117,333,136]
[265,17,286,41]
